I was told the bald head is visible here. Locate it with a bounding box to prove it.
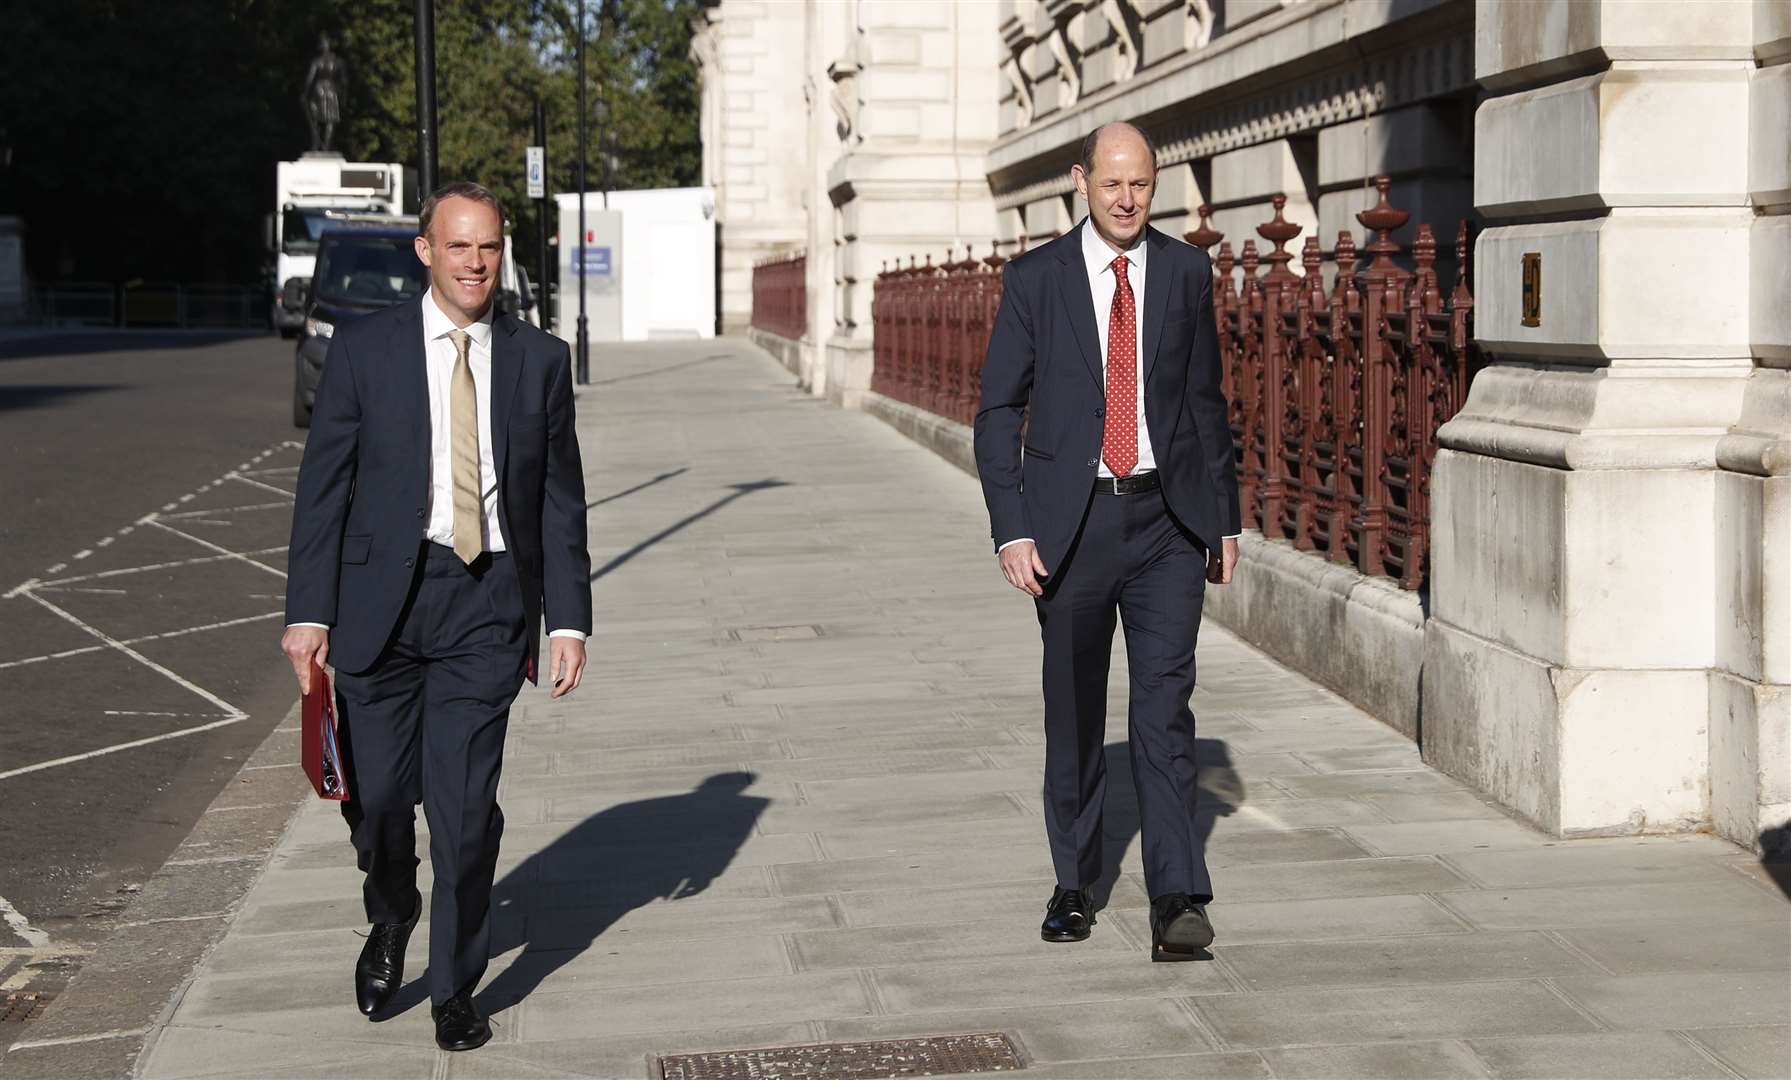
[1079,122,1157,180]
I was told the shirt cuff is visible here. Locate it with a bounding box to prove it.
[1223,534,1240,540]
[287,622,331,630]
[997,538,1035,553]
[548,629,588,642]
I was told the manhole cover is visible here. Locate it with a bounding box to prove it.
[729,624,824,642]
[0,992,52,1024]
[658,1033,1022,1080]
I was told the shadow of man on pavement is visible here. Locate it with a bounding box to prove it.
[472,771,769,1014]
[1091,738,1243,912]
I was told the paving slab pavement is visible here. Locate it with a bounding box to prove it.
[23,339,1790,1079]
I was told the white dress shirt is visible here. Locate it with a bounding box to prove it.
[290,290,586,642]
[999,219,1239,555]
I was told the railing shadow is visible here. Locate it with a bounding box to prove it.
[474,772,770,1015]
[1090,738,1243,927]
[590,479,790,582]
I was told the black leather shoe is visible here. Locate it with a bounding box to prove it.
[355,889,420,1017]
[1041,886,1094,942]
[1149,893,1214,961]
[432,992,492,1052]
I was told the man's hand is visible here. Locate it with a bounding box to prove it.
[1207,536,1240,585]
[281,625,330,694]
[998,540,1049,597]
[548,637,587,699]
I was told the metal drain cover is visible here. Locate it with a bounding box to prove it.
[658,1032,1022,1080]
[0,992,52,1024]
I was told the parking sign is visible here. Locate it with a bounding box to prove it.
[526,146,545,199]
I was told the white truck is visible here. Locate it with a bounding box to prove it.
[269,155,405,336]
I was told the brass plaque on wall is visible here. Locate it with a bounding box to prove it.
[1521,252,1541,327]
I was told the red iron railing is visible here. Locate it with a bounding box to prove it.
[751,250,806,340]
[869,176,1479,591]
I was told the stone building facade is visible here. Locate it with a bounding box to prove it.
[704,0,1790,855]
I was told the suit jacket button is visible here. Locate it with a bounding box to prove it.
[1095,407,1105,418]
[416,508,425,519]
[1086,457,1098,468]
[404,557,414,568]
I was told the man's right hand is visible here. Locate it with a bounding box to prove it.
[998,541,1049,597]
[281,625,330,694]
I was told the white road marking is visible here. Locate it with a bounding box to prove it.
[224,471,295,498]
[159,501,290,520]
[0,894,50,947]
[35,586,128,595]
[143,519,286,579]
[33,548,288,589]
[0,611,285,671]
[0,715,249,781]
[72,550,91,560]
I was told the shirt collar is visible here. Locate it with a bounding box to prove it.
[1080,217,1147,279]
[421,288,494,349]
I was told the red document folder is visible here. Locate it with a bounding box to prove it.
[301,661,349,801]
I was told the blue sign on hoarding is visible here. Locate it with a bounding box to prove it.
[575,246,612,277]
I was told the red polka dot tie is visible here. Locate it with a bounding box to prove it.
[1103,254,1139,478]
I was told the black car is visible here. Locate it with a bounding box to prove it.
[293,221,428,427]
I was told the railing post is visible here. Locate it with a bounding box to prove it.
[1353,176,1410,580]
[1256,195,1301,541]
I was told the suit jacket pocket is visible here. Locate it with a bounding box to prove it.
[1022,443,1055,461]
[340,534,372,564]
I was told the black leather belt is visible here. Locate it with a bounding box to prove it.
[1095,470,1161,496]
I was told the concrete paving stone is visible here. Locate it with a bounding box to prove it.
[835,877,1150,928]
[756,791,1026,835]
[1556,919,1791,976]
[1465,1032,1736,1079]
[1224,727,1414,756]
[1216,854,1474,902]
[1217,929,1599,991]
[725,680,945,707]
[790,915,1135,970]
[771,844,1056,896]
[512,765,795,802]
[1436,879,1789,930]
[447,1022,825,1080]
[1212,795,1392,829]
[534,833,819,883]
[1442,836,1753,889]
[521,865,774,908]
[814,815,1042,860]
[1191,980,1601,1049]
[1109,893,1467,947]
[1551,970,1791,1030]
[1357,791,1508,822]
[870,951,1236,1013]
[1340,817,1560,856]
[480,932,791,997]
[0,1035,147,1080]
[560,894,841,942]
[821,996,1216,1062]
[796,767,1042,805]
[1719,855,1791,897]
[8,915,229,1045]
[1201,827,1375,867]
[534,739,791,771]
[1296,744,1426,772]
[1683,1025,1791,1080]
[1258,1039,1493,1079]
[541,785,806,825]
[516,970,873,1039]
[1270,768,1473,798]
[780,728,1022,759]
[1017,1052,1274,1079]
[144,1008,452,1065]
[745,748,994,782]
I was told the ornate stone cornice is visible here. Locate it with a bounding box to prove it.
[990,26,1473,209]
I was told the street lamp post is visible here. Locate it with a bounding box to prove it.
[575,0,590,384]
[534,99,551,331]
[414,0,438,198]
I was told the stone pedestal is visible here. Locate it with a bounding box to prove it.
[1426,0,1787,848]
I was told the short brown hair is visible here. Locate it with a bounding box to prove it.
[419,181,508,238]
[1079,123,1158,177]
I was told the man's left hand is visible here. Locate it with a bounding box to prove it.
[548,637,587,698]
[1207,536,1239,585]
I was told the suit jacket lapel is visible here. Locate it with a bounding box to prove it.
[1054,227,1102,387]
[1140,227,1172,387]
[490,314,524,482]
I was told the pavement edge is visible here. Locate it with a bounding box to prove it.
[0,703,311,1080]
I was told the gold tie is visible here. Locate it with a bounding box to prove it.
[447,330,484,565]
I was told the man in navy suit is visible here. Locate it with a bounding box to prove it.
[973,123,1241,960]
[281,182,591,1050]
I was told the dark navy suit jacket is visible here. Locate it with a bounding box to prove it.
[973,223,1241,574]
[285,296,592,677]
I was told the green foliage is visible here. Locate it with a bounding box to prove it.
[0,0,702,284]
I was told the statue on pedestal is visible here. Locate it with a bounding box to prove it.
[303,35,346,153]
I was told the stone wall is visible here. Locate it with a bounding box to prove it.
[1427,0,1788,850]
